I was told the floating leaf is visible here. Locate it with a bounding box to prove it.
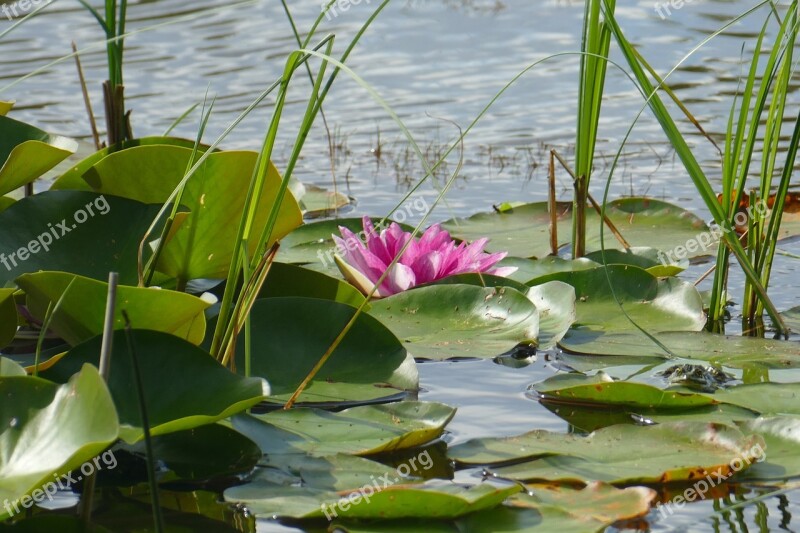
[584,247,684,277]
[260,262,365,307]
[714,383,800,415]
[290,178,353,219]
[0,365,119,519]
[442,199,710,259]
[525,281,576,349]
[0,288,16,349]
[225,479,518,520]
[237,297,415,406]
[0,116,77,196]
[0,357,26,377]
[0,191,162,286]
[368,285,540,360]
[232,401,455,456]
[533,371,717,410]
[82,145,302,281]
[17,272,210,346]
[498,256,599,284]
[41,330,268,444]
[451,422,764,485]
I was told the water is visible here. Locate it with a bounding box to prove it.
[3,0,800,530]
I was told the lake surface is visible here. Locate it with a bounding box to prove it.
[3,0,800,530]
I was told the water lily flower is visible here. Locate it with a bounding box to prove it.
[332,216,517,297]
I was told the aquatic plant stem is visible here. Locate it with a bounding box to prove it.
[72,42,102,150]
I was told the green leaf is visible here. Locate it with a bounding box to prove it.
[525,281,576,349]
[735,416,794,480]
[368,284,540,360]
[584,247,685,277]
[557,330,800,367]
[82,145,303,281]
[260,262,365,307]
[238,297,416,406]
[0,365,119,519]
[232,401,455,456]
[0,288,17,349]
[50,136,212,191]
[441,199,710,259]
[714,383,800,415]
[0,191,162,286]
[41,330,268,444]
[497,256,599,284]
[450,421,764,484]
[0,115,77,196]
[533,371,717,410]
[0,102,13,116]
[290,178,353,219]
[0,357,26,377]
[543,265,705,355]
[225,480,519,520]
[17,272,210,346]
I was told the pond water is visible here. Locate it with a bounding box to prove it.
[4,0,800,530]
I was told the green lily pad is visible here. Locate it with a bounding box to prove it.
[0,115,77,197]
[0,365,119,519]
[0,191,162,286]
[558,330,800,367]
[533,371,718,410]
[225,479,519,520]
[442,198,710,259]
[82,145,302,281]
[0,357,26,377]
[0,102,13,116]
[17,272,210,346]
[450,421,764,485]
[525,281,576,349]
[368,284,540,360]
[541,265,705,356]
[0,288,17,349]
[232,401,455,456]
[734,416,796,480]
[713,383,800,415]
[498,256,599,284]
[781,306,800,332]
[50,136,212,191]
[583,247,685,277]
[290,179,353,219]
[40,330,268,444]
[238,297,416,406]
[260,262,365,307]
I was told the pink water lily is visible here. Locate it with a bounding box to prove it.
[332,216,517,297]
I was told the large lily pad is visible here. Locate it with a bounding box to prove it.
[533,371,717,410]
[0,115,77,196]
[558,330,800,366]
[232,401,455,456]
[0,288,16,349]
[368,284,540,360]
[82,144,302,281]
[451,421,764,484]
[260,262,365,307]
[0,191,162,286]
[540,265,705,356]
[225,479,519,520]
[736,416,796,480]
[40,330,268,444]
[17,272,210,346]
[713,383,800,415]
[0,365,119,519]
[441,199,710,259]
[236,297,416,406]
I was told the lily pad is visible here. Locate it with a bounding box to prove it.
[0,288,17,349]
[236,297,416,406]
[225,479,519,520]
[0,115,77,197]
[40,330,268,444]
[558,330,800,367]
[713,383,800,415]
[231,401,455,456]
[583,247,685,277]
[541,265,705,356]
[260,262,365,307]
[0,191,162,286]
[533,371,718,410]
[17,272,210,346]
[0,357,26,377]
[290,179,353,219]
[498,256,599,284]
[736,416,798,480]
[82,145,302,281]
[368,284,540,360]
[0,365,119,519]
[441,199,710,259]
[450,421,764,485]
